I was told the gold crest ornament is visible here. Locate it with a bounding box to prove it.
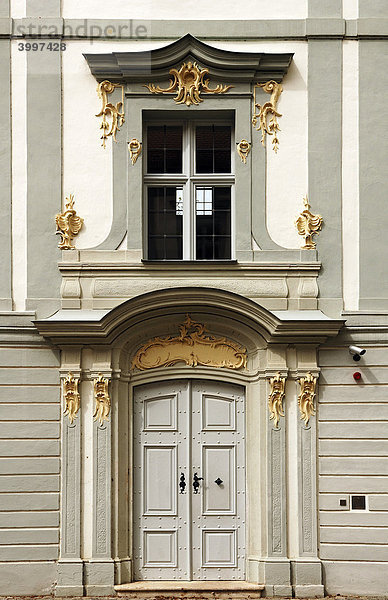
[55,194,84,250]
[145,61,233,107]
[96,80,125,148]
[252,80,283,153]
[236,139,251,164]
[62,372,80,425]
[93,374,111,426]
[128,138,142,165]
[132,315,247,371]
[268,372,286,429]
[297,372,318,427]
[295,196,323,249]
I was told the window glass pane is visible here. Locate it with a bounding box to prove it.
[195,186,231,260]
[148,187,183,259]
[195,125,231,174]
[147,125,182,174]
[214,126,231,173]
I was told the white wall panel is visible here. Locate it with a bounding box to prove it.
[61,0,307,20]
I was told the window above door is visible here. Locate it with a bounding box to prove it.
[145,120,234,261]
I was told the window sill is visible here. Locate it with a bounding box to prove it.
[141,260,238,265]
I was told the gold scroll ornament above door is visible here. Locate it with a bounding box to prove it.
[132,315,247,371]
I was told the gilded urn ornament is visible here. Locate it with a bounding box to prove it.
[55,194,84,250]
[295,196,323,249]
[145,61,233,107]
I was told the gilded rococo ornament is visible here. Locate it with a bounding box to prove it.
[236,139,251,164]
[297,372,318,427]
[145,61,233,107]
[132,315,247,371]
[295,196,323,249]
[128,138,142,165]
[268,372,286,429]
[96,80,125,148]
[252,80,283,153]
[62,372,80,425]
[55,194,84,250]
[93,374,111,426]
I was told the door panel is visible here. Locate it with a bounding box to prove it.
[144,446,177,514]
[202,446,236,515]
[133,379,245,581]
[191,380,245,580]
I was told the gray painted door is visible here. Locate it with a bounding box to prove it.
[133,379,245,581]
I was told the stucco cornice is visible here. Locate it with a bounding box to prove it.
[34,287,344,347]
[83,33,293,84]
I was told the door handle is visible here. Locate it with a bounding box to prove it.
[214,477,223,486]
[179,472,186,494]
[193,472,203,494]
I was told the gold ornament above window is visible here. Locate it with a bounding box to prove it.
[132,315,247,371]
[252,80,283,153]
[128,138,142,165]
[145,61,233,107]
[96,80,125,148]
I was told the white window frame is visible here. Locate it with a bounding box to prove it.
[143,118,235,261]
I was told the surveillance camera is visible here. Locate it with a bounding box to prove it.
[349,345,367,361]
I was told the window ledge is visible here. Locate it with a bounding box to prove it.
[141,260,238,266]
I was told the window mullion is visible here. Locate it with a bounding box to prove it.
[182,122,191,260]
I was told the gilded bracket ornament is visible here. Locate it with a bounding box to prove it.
[236,139,251,164]
[62,372,80,425]
[93,374,111,426]
[297,372,318,427]
[268,372,286,429]
[55,194,84,250]
[128,138,142,165]
[145,61,233,107]
[96,80,125,148]
[295,196,323,249]
[252,80,283,153]
[132,314,247,371]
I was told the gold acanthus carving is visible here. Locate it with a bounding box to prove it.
[93,374,111,426]
[55,194,84,250]
[236,139,251,164]
[295,196,323,249]
[268,372,286,429]
[145,61,233,107]
[62,372,80,425]
[96,80,125,148]
[297,372,318,427]
[252,80,283,153]
[128,138,142,165]
[132,315,247,371]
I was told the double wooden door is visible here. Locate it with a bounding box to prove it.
[133,379,245,580]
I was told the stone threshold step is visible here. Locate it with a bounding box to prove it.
[115,581,265,599]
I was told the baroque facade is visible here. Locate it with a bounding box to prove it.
[1,0,388,597]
